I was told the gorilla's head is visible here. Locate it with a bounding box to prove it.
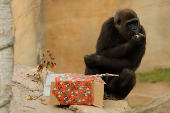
[114,9,141,40]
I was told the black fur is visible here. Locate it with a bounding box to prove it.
[84,9,146,100]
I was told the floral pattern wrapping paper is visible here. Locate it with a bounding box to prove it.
[52,73,105,105]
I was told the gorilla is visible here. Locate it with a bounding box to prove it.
[84,9,146,100]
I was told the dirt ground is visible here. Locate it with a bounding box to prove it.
[128,81,170,106]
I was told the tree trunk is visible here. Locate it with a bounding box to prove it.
[0,0,13,113]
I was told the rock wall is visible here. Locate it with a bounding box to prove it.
[44,0,118,73]
[44,0,170,74]
[12,0,41,67]
[13,0,170,74]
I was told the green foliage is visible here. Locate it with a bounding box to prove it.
[130,105,141,109]
[136,68,170,83]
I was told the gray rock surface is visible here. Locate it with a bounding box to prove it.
[69,99,131,113]
[130,91,170,113]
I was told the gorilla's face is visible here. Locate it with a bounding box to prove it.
[114,9,140,40]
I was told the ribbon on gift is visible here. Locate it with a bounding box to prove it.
[55,73,106,84]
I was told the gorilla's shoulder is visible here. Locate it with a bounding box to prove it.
[101,17,116,31]
[103,17,114,25]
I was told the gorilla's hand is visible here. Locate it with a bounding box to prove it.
[84,54,100,68]
[129,33,146,45]
[135,33,145,40]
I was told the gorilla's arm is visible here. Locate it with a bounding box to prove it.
[96,56,131,70]
[84,33,146,70]
[98,33,145,58]
[98,42,133,58]
[84,54,132,70]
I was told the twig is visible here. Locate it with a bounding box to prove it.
[23,106,36,110]
[100,73,119,77]
[32,94,43,100]
[12,80,42,92]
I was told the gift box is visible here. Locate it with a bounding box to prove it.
[49,73,105,108]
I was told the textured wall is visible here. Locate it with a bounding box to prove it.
[44,0,170,74]
[0,0,13,112]
[44,0,118,74]
[12,0,40,67]
[13,0,170,74]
